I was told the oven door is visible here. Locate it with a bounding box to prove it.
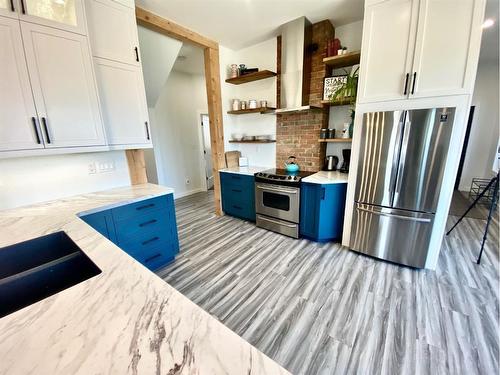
[255,183,300,223]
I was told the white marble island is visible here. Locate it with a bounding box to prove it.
[0,184,289,375]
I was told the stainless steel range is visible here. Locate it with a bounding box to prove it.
[254,169,314,238]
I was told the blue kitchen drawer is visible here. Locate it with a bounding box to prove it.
[113,208,170,244]
[123,238,175,271]
[119,228,175,257]
[220,172,254,187]
[111,195,171,221]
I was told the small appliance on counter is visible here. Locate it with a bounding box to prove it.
[284,156,300,172]
[254,168,314,238]
[339,149,350,173]
[324,155,339,171]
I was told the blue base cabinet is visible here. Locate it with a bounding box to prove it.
[300,183,347,242]
[220,172,256,221]
[80,194,179,271]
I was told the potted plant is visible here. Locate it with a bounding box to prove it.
[329,67,359,137]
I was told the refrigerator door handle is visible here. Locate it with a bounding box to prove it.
[356,205,432,223]
[394,119,412,196]
[389,113,406,201]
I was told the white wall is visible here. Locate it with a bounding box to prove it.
[459,60,500,190]
[0,152,130,210]
[220,39,277,168]
[148,70,208,198]
[326,20,364,166]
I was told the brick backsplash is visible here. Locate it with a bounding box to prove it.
[276,20,334,172]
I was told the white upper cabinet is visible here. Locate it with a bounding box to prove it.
[86,0,140,65]
[357,0,420,104]
[86,0,151,147]
[0,16,43,151]
[0,0,18,18]
[22,0,86,34]
[21,22,105,148]
[94,58,150,145]
[410,0,485,98]
[358,0,486,103]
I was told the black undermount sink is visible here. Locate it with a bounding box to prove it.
[0,231,101,318]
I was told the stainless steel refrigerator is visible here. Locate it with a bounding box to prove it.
[350,107,455,268]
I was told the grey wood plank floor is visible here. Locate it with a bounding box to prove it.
[156,191,499,375]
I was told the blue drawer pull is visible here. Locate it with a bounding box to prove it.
[136,203,155,211]
[231,189,242,193]
[139,219,157,227]
[142,236,159,245]
[145,253,162,263]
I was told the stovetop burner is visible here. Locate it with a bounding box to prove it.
[254,169,315,187]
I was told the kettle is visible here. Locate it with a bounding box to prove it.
[284,156,300,173]
[324,155,339,171]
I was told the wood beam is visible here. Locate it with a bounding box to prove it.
[204,47,225,216]
[135,7,218,50]
[126,149,148,185]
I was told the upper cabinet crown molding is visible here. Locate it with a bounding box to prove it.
[0,0,87,34]
[357,0,486,104]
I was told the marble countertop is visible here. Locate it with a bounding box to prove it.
[302,171,349,184]
[0,184,289,375]
[219,166,269,176]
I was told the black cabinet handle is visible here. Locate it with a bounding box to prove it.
[134,47,140,62]
[136,203,154,211]
[139,219,157,227]
[411,72,417,95]
[9,0,15,12]
[142,236,159,246]
[233,205,242,210]
[231,189,242,193]
[145,253,162,263]
[321,188,326,200]
[31,117,41,144]
[145,121,150,140]
[20,0,25,13]
[231,175,241,180]
[41,117,51,144]
[403,73,409,95]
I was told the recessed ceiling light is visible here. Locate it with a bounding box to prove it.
[483,19,495,28]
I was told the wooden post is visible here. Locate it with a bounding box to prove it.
[204,47,225,215]
[126,149,148,185]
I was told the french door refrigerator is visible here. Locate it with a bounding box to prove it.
[350,107,455,268]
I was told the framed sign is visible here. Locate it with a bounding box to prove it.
[323,75,347,101]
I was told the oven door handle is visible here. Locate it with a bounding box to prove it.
[255,184,298,194]
[257,215,297,228]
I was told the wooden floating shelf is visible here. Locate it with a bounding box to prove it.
[323,51,361,69]
[225,70,277,85]
[227,107,276,115]
[229,140,276,144]
[318,138,352,143]
[321,98,355,107]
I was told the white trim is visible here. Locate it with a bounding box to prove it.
[173,188,205,199]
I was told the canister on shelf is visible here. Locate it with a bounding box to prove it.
[232,99,240,111]
[241,101,247,110]
[320,128,328,139]
[230,64,238,78]
[327,128,336,139]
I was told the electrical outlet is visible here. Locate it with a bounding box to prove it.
[88,162,97,174]
[97,161,116,173]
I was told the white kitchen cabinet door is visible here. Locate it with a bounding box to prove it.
[86,0,140,65]
[0,0,18,18]
[21,22,105,148]
[20,0,86,35]
[0,16,43,151]
[357,0,420,104]
[94,58,151,145]
[410,0,486,98]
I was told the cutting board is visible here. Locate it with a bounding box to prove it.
[225,151,241,168]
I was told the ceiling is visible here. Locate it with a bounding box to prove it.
[136,0,364,50]
[479,0,499,63]
[172,43,206,74]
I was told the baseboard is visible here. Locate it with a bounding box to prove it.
[174,188,205,199]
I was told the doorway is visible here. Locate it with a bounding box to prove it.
[200,114,214,190]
